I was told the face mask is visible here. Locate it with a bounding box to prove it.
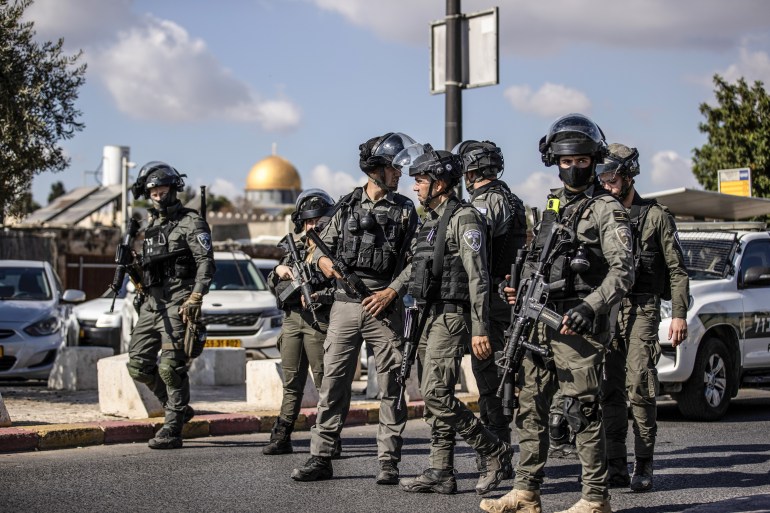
[559,165,593,188]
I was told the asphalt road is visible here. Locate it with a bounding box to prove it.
[2,391,769,513]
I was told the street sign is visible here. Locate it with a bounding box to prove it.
[430,7,499,94]
[718,167,752,197]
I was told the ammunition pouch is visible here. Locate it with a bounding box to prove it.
[184,320,207,360]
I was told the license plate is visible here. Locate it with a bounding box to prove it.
[204,339,242,348]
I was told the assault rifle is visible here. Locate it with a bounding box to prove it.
[183,185,208,360]
[495,222,575,416]
[109,218,141,313]
[278,233,325,331]
[305,228,373,300]
[395,295,419,410]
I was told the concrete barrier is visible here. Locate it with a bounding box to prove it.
[97,353,164,419]
[366,355,422,402]
[245,359,319,410]
[48,346,115,391]
[189,348,246,386]
[458,354,479,395]
[0,392,11,427]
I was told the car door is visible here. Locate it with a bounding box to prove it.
[738,238,770,369]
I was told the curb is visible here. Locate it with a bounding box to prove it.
[0,397,472,453]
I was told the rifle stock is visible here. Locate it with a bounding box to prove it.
[395,295,419,410]
[110,218,140,313]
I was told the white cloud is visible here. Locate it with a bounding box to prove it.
[721,47,770,85]
[647,151,701,190]
[508,171,562,209]
[306,165,367,201]
[504,83,591,118]
[25,0,137,48]
[207,178,240,199]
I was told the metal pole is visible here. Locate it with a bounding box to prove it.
[121,156,128,236]
[445,0,463,197]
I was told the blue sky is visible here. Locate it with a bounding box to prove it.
[25,0,770,209]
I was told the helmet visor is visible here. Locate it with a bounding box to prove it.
[393,143,428,177]
[373,133,417,161]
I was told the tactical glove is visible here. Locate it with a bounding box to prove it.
[563,301,595,335]
[179,292,203,324]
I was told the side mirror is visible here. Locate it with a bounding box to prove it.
[743,266,770,287]
[62,289,87,303]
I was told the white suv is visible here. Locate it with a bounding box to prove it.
[657,222,770,420]
[121,250,282,358]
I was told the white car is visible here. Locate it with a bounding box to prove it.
[121,251,282,358]
[72,280,127,354]
[657,222,770,420]
[0,260,85,380]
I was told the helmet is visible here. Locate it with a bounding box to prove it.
[131,161,185,200]
[538,113,608,167]
[291,188,335,233]
[393,143,463,184]
[359,132,417,173]
[451,140,504,178]
[597,143,640,180]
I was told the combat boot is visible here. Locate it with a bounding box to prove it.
[476,443,514,495]
[630,457,653,492]
[183,406,195,423]
[607,457,630,487]
[148,426,183,450]
[375,460,399,485]
[479,489,542,513]
[290,456,333,481]
[331,437,342,459]
[263,418,294,455]
[399,468,457,494]
[554,498,612,513]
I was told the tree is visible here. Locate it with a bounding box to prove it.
[47,180,65,204]
[208,195,233,213]
[692,75,770,197]
[17,191,39,215]
[0,0,86,223]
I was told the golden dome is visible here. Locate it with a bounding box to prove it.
[246,155,302,191]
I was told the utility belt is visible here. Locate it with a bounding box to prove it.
[622,293,658,308]
[425,301,470,316]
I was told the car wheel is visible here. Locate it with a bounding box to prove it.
[676,337,733,421]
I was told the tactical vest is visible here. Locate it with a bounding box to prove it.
[408,198,471,303]
[523,192,609,300]
[629,199,668,298]
[472,180,527,278]
[336,187,414,282]
[142,207,196,287]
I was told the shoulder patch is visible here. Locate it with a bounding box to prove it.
[462,229,483,253]
[196,232,212,252]
[615,226,633,252]
[613,209,630,223]
[475,206,488,216]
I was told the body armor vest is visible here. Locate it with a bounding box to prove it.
[472,180,527,278]
[408,199,471,303]
[142,207,196,287]
[336,187,413,282]
[630,199,667,297]
[524,192,609,300]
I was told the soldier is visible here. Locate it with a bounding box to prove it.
[481,113,634,513]
[452,140,527,476]
[126,161,215,450]
[263,189,336,455]
[290,132,418,485]
[396,143,512,496]
[597,143,689,492]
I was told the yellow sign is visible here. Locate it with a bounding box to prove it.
[718,168,752,197]
[204,339,242,348]
[720,180,751,197]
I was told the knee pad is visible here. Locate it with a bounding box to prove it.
[126,359,156,385]
[549,413,570,442]
[563,396,600,435]
[158,358,187,388]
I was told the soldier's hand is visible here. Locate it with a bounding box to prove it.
[471,336,492,360]
[318,256,343,279]
[499,274,517,305]
[669,317,688,347]
[561,301,594,336]
[179,292,203,324]
[362,288,397,318]
[275,265,294,281]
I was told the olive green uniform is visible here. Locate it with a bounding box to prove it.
[268,237,333,425]
[513,186,633,503]
[127,202,215,435]
[602,192,689,461]
[308,188,416,464]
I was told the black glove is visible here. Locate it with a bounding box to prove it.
[497,279,508,302]
[563,302,595,335]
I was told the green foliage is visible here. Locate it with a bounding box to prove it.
[0,0,86,221]
[208,194,233,213]
[47,180,65,203]
[692,75,770,197]
[17,190,39,214]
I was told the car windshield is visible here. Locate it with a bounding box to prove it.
[678,232,737,280]
[0,267,53,300]
[209,259,267,291]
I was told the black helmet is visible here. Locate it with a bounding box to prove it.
[291,188,335,233]
[597,143,640,180]
[359,132,417,173]
[394,143,463,185]
[131,161,185,200]
[538,113,608,167]
[451,140,504,180]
